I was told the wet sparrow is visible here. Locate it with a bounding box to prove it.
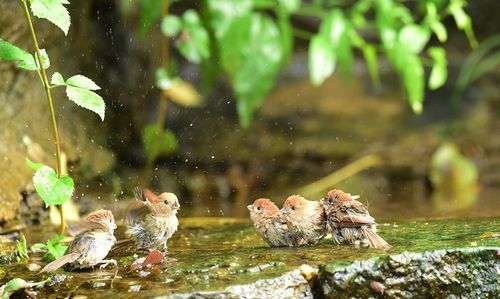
[248,198,300,247]
[39,210,117,273]
[322,189,391,250]
[281,195,327,245]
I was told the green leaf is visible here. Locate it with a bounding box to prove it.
[426,2,447,42]
[278,0,301,13]
[218,13,284,127]
[3,278,30,297]
[0,38,50,71]
[66,74,100,90]
[15,234,29,262]
[26,157,43,171]
[448,0,477,48]
[30,0,71,36]
[138,0,162,37]
[277,11,293,65]
[361,44,380,87]
[309,34,335,86]
[51,72,65,86]
[320,9,353,79]
[0,38,33,69]
[161,15,182,37]
[176,10,210,63]
[32,164,74,207]
[428,47,447,90]
[155,68,176,90]
[207,0,253,38]
[35,235,67,262]
[398,25,430,54]
[402,53,424,114]
[65,85,105,121]
[142,124,177,161]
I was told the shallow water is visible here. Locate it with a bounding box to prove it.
[1,217,498,298]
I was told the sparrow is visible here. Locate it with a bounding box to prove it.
[322,189,391,250]
[39,210,117,273]
[281,195,327,245]
[115,187,180,252]
[247,198,300,247]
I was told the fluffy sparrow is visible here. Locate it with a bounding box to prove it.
[322,189,391,249]
[248,198,299,247]
[281,195,327,245]
[39,209,117,273]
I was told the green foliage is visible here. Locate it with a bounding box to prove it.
[15,234,29,262]
[428,47,447,90]
[51,72,105,121]
[29,0,71,35]
[309,34,335,86]
[0,278,47,299]
[0,38,49,71]
[453,34,500,103]
[163,10,210,64]
[32,235,67,262]
[26,158,74,207]
[142,124,178,162]
[207,2,284,126]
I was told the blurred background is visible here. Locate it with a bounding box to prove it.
[1,0,499,226]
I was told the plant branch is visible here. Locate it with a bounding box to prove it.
[21,0,65,235]
[156,0,170,132]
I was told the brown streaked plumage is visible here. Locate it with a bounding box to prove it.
[322,189,391,250]
[116,187,180,252]
[39,210,117,273]
[248,198,300,247]
[281,195,327,245]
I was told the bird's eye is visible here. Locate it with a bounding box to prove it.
[291,206,295,211]
[164,200,169,205]
[257,206,261,210]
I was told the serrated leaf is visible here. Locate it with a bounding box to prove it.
[26,157,44,171]
[30,0,71,35]
[309,34,335,86]
[65,85,105,121]
[161,15,182,37]
[66,75,100,90]
[0,38,50,71]
[142,124,177,161]
[428,47,447,90]
[0,38,34,69]
[51,72,65,86]
[32,164,74,207]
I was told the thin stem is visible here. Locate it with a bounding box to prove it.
[21,0,65,235]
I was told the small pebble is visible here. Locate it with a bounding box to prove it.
[27,263,41,272]
[128,285,141,292]
[370,281,385,294]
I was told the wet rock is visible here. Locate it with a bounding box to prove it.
[318,247,499,298]
[158,269,313,299]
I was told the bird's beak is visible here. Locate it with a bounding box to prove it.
[112,223,117,229]
[247,205,253,211]
[173,203,180,210]
[280,208,287,215]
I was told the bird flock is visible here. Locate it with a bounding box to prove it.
[37,187,390,274]
[248,189,391,250]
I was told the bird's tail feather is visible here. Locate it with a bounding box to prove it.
[361,226,391,250]
[110,239,135,253]
[39,253,79,274]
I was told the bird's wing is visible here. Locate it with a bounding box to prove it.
[126,201,150,224]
